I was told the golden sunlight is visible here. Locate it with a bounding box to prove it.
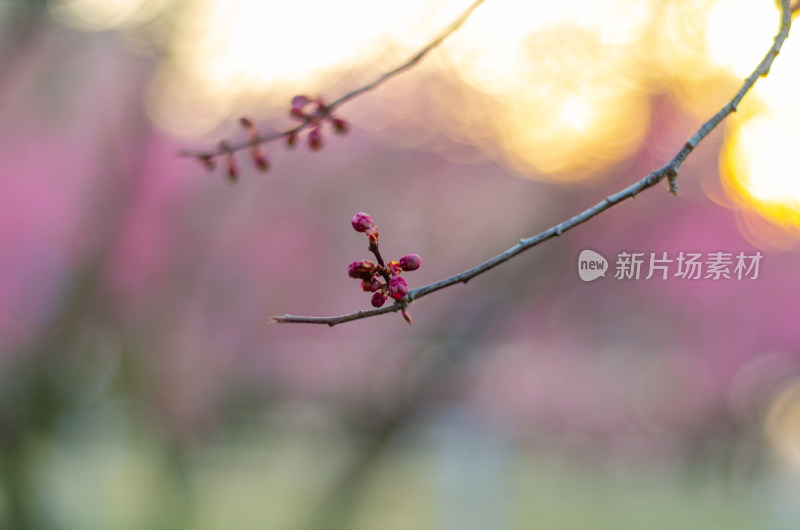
[711,0,800,245]
[707,0,776,78]
[52,0,800,200]
[49,0,660,177]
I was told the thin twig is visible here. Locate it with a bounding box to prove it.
[273,0,793,327]
[180,0,486,159]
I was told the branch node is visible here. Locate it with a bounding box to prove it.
[665,168,679,196]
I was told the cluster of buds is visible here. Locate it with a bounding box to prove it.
[194,95,349,182]
[346,212,420,324]
[288,95,349,151]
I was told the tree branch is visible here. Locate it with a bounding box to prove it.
[272,0,793,327]
[179,0,486,160]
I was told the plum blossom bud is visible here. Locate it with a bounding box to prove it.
[361,276,381,292]
[286,130,298,148]
[399,254,421,271]
[331,117,349,135]
[198,155,216,171]
[240,116,257,134]
[351,212,374,233]
[223,154,238,182]
[371,292,388,308]
[388,260,403,275]
[308,127,323,150]
[250,145,269,172]
[253,152,270,172]
[388,275,409,300]
[347,260,374,279]
[291,95,310,111]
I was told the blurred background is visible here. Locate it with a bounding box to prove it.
[2,0,800,528]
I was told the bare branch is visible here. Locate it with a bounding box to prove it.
[327,0,486,109]
[180,0,486,160]
[272,303,404,327]
[274,0,793,327]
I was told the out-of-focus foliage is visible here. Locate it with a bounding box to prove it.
[1,1,800,529]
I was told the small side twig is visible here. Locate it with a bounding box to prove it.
[272,0,793,327]
[179,0,486,161]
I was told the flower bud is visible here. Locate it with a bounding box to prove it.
[308,127,323,150]
[347,260,374,280]
[198,155,216,171]
[371,291,388,308]
[351,212,374,233]
[286,130,298,148]
[399,254,421,271]
[388,275,409,300]
[240,117,257,135]
[291,95,310,112]
[251,146,269,172]
[223,152,238,182]
[331,117,349,135]
[361,276,381,292]
[388,260,403,275]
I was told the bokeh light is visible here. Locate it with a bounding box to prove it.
[765,378,800,473]
[48,0,800,225]
[710,0,800,247]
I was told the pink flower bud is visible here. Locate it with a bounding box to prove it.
[388,260,403,275]
[399,254,421,271]
[251,147,269,172]
[308,127,323,151]
[331,117,349,135]
[347,260,374,280]
[291,95,310,111]
[388,275,409,300]
[219,141,238,181]
[361,276,381,292]
[371,292,388,308]
[224,154,238,182]
[198,155,216,171]
[240,117,257,136]
[286,130,298,148]
[351,212,374,232]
